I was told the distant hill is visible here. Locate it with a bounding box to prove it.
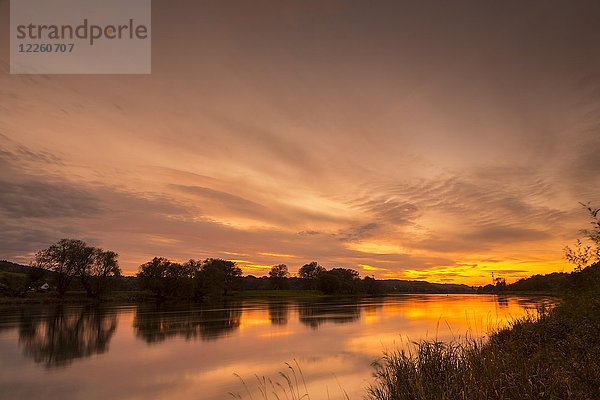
[0,260,58,282]
[0,260,36,274]
[379,279,476,294]
[241,275,475,293]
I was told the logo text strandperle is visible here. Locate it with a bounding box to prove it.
[16,19,149,46]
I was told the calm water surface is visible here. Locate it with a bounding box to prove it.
[0,294,554,399]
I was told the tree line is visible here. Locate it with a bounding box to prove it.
[17,239,380,300]
[136,257,242,300]
[269,261,380,294]
[136,258,380,300]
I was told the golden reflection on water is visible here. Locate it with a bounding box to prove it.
[0,295,553,400]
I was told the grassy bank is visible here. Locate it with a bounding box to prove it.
[233,289,323,299]
[0,290,155,305]
[0,289,324,305]
[367,265,600,400]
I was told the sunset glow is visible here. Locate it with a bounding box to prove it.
[1,1,599,285]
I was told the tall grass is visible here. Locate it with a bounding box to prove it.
[230,360,350,400]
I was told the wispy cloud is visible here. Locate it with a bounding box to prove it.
[1,0,599,284]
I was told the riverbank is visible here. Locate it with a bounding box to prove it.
[0,289,557,306]
[367,265,600,399]
[0,289,333,305]
[0,291,154,305]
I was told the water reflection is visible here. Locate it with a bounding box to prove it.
[268,301,290,325]
[0,295,556,400]
[133,303,242,343]
[18,305,117,368]
[513,296,555,310]
[496,295,510,308]
[298,300,361,328]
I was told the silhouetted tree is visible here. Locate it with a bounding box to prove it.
[137,258,242,301]
[79,249,122,297]
[34,239,93,297]
[268,264,289,290]
[329,268,361,294]
[32,239,121,298]
[317,271,341,294]
[362,276,381,295]
[299,261,325,279]
[564,203,600,272]
[564,239,594,273]
[137,257,192,298]
[581,203,600,258]
[182,259,204,300]
[298,261,325,289]
[314,268,361,294]
[197,258,242,299]
[494,277,507,292]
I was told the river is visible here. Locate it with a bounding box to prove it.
[0,294,554,399]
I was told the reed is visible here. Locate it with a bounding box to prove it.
[230,359,350,400]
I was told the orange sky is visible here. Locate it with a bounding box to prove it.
[1,1,599,285]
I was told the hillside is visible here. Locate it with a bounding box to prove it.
[379,279,476,294]
[506,271,572,292]
[0,260,43,275]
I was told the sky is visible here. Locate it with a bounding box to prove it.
[1,0,599,284]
